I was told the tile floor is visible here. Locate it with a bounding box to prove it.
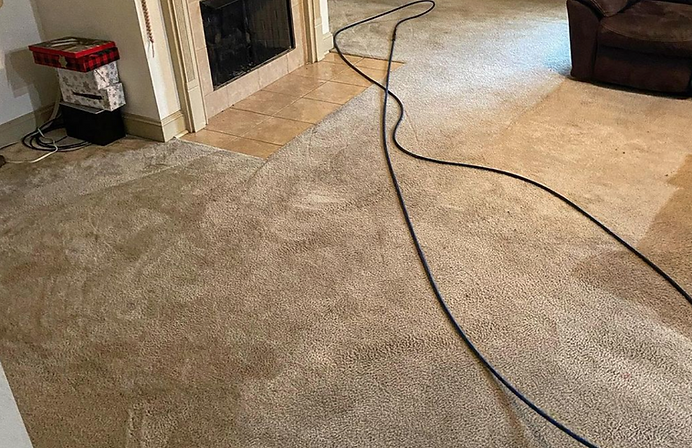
[183,53,403,159]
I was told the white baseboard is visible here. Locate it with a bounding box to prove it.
[122,110,187,142]
[1,107,187,146]
[0,105,54,148]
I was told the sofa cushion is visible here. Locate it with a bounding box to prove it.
[587,0,634,16]
[599,0,692,57]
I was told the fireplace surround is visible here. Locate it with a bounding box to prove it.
[200,0,295,89]
[160,0,331,132]
[188,0,317,119]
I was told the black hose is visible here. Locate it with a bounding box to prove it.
[333,2,692,447]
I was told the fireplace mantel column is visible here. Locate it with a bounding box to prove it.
[304,0,333,62]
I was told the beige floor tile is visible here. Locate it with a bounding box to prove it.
[323,52,363,65]
[357,58,404,71]
[304,82,366,105]
[313,56,349,70]
[263,73,325,97]
[232,90,297,116]
[291,61,348,81]
[182,129,238,151]
[331,67,388,87]
[274,98,340,124]
[242,117,312,145]
[231,137,281,159]
[207,108,269,137]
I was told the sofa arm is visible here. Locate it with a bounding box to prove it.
[567,0,602,80]
[577,0,633,16]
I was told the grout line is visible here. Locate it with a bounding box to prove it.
[208,129,238,138]
[238,135,290,146]
[329,51,406,65]
[230,107,278,118]
[262,77,326,100]
[296,82,327,99]
[273,113,319,125]
[302,98,348,106]
[290,74,337,83]
[189,128,243,141]
[262,86,336,121]
[329,79,378,88]
[203,127,245,139]
[231,103,296,118]
[237,136,280,146]
[227,102,328,126]
[190,130,279,157]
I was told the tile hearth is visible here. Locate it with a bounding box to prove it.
[182,54,403,159]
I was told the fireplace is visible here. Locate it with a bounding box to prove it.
[186,0,325,119]
[200,0,295,89]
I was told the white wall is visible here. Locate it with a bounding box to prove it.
[0,361,33,448]
[0,0,57,126]
[32,0,180,121]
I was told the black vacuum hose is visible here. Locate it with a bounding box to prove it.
[333,2,692,447]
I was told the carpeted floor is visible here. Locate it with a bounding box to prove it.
[1,0,692,446]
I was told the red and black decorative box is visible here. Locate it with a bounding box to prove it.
[29,37,120,72]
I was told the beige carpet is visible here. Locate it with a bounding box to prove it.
[2,0,692,446]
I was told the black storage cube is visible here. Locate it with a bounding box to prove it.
[62,103,125,146]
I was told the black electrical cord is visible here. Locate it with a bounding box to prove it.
[20,116,90,152]
[334,2,692,447]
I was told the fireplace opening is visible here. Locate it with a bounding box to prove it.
[201,0,295,89]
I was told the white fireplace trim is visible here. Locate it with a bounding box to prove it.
[161,0,207,132]
[315,0,334,59]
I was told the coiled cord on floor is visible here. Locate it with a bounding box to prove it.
[333,2,692,447]
[21,117,89,153]
[0,116,89,166]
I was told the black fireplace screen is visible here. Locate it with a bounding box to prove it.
[201,0,295,89]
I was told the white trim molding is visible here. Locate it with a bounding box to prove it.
[123,110,187,142]
[1,107,185,146]
[161,0,207,133]
[305,0,332,62]
[314,0,333,61]
[318,30,334,60]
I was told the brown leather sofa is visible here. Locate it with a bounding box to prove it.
[567,0,692,94]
